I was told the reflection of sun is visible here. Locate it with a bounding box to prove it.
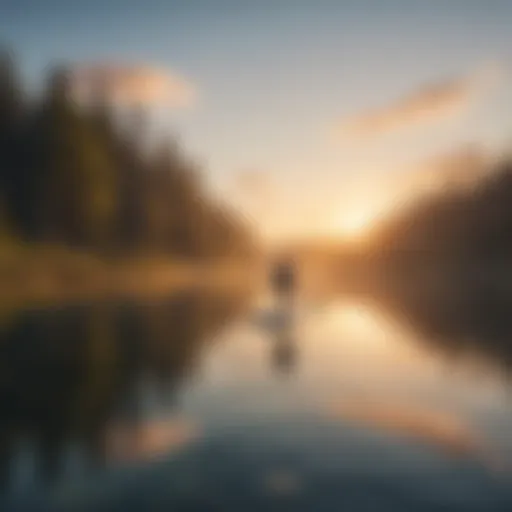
[336,303,388,345]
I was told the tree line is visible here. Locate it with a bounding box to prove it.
[0,50,255,260]
[368,156,512,274]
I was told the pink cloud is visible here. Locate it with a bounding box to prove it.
[334,64,502,140]
[70,63,196,108]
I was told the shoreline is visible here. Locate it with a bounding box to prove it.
[0,248,260,309]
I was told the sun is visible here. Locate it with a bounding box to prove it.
[333,209,376,241]
[341,211,372,235]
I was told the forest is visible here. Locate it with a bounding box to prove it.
[0,50,255,262]
[370,156,512,276]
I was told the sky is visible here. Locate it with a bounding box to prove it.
[2,0,512,242]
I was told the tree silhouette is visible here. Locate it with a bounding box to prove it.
[0,47,255,260]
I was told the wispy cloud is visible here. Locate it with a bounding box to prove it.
[333,64,502,141]
[231,170,273,198]
[70,63,196,108]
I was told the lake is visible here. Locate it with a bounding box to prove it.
[2,283,512,511]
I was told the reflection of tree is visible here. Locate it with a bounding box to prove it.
[373,281,512,375]
[0,291,248,489]
[0,428,11,490]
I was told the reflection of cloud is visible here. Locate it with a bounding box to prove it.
[106,416,199,462]
[328,399,504,472]
[334,65,501,140]
[70,64,196,108]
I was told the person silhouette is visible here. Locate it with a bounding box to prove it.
[270,257,297,310]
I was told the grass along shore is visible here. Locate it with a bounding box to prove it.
[0,244,260,308]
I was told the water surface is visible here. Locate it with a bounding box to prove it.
[2,286,512,511]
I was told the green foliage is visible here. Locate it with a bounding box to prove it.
[0,198,16,250]
[0,48,255,260]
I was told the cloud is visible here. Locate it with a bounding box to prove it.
[70,63,196,108]
[232,170,273,198]
[333,64,502,141]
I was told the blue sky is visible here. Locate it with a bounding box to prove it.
[2,1,512,240]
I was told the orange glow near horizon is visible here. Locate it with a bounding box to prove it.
[329,207,382,243]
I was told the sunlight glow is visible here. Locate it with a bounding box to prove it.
[330,208,380,242]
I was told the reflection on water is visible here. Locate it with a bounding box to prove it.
[267,303,298,377]
[271,327,297,377]
[3,283,512,510]
[369,278,512,377]
[327,398,505,473]
[105,416,199,464]
[0,292,248,492]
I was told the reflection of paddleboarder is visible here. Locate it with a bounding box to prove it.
[267,257,298,375]
[272,333,296,376]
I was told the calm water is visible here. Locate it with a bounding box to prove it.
[2,285,512,511]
